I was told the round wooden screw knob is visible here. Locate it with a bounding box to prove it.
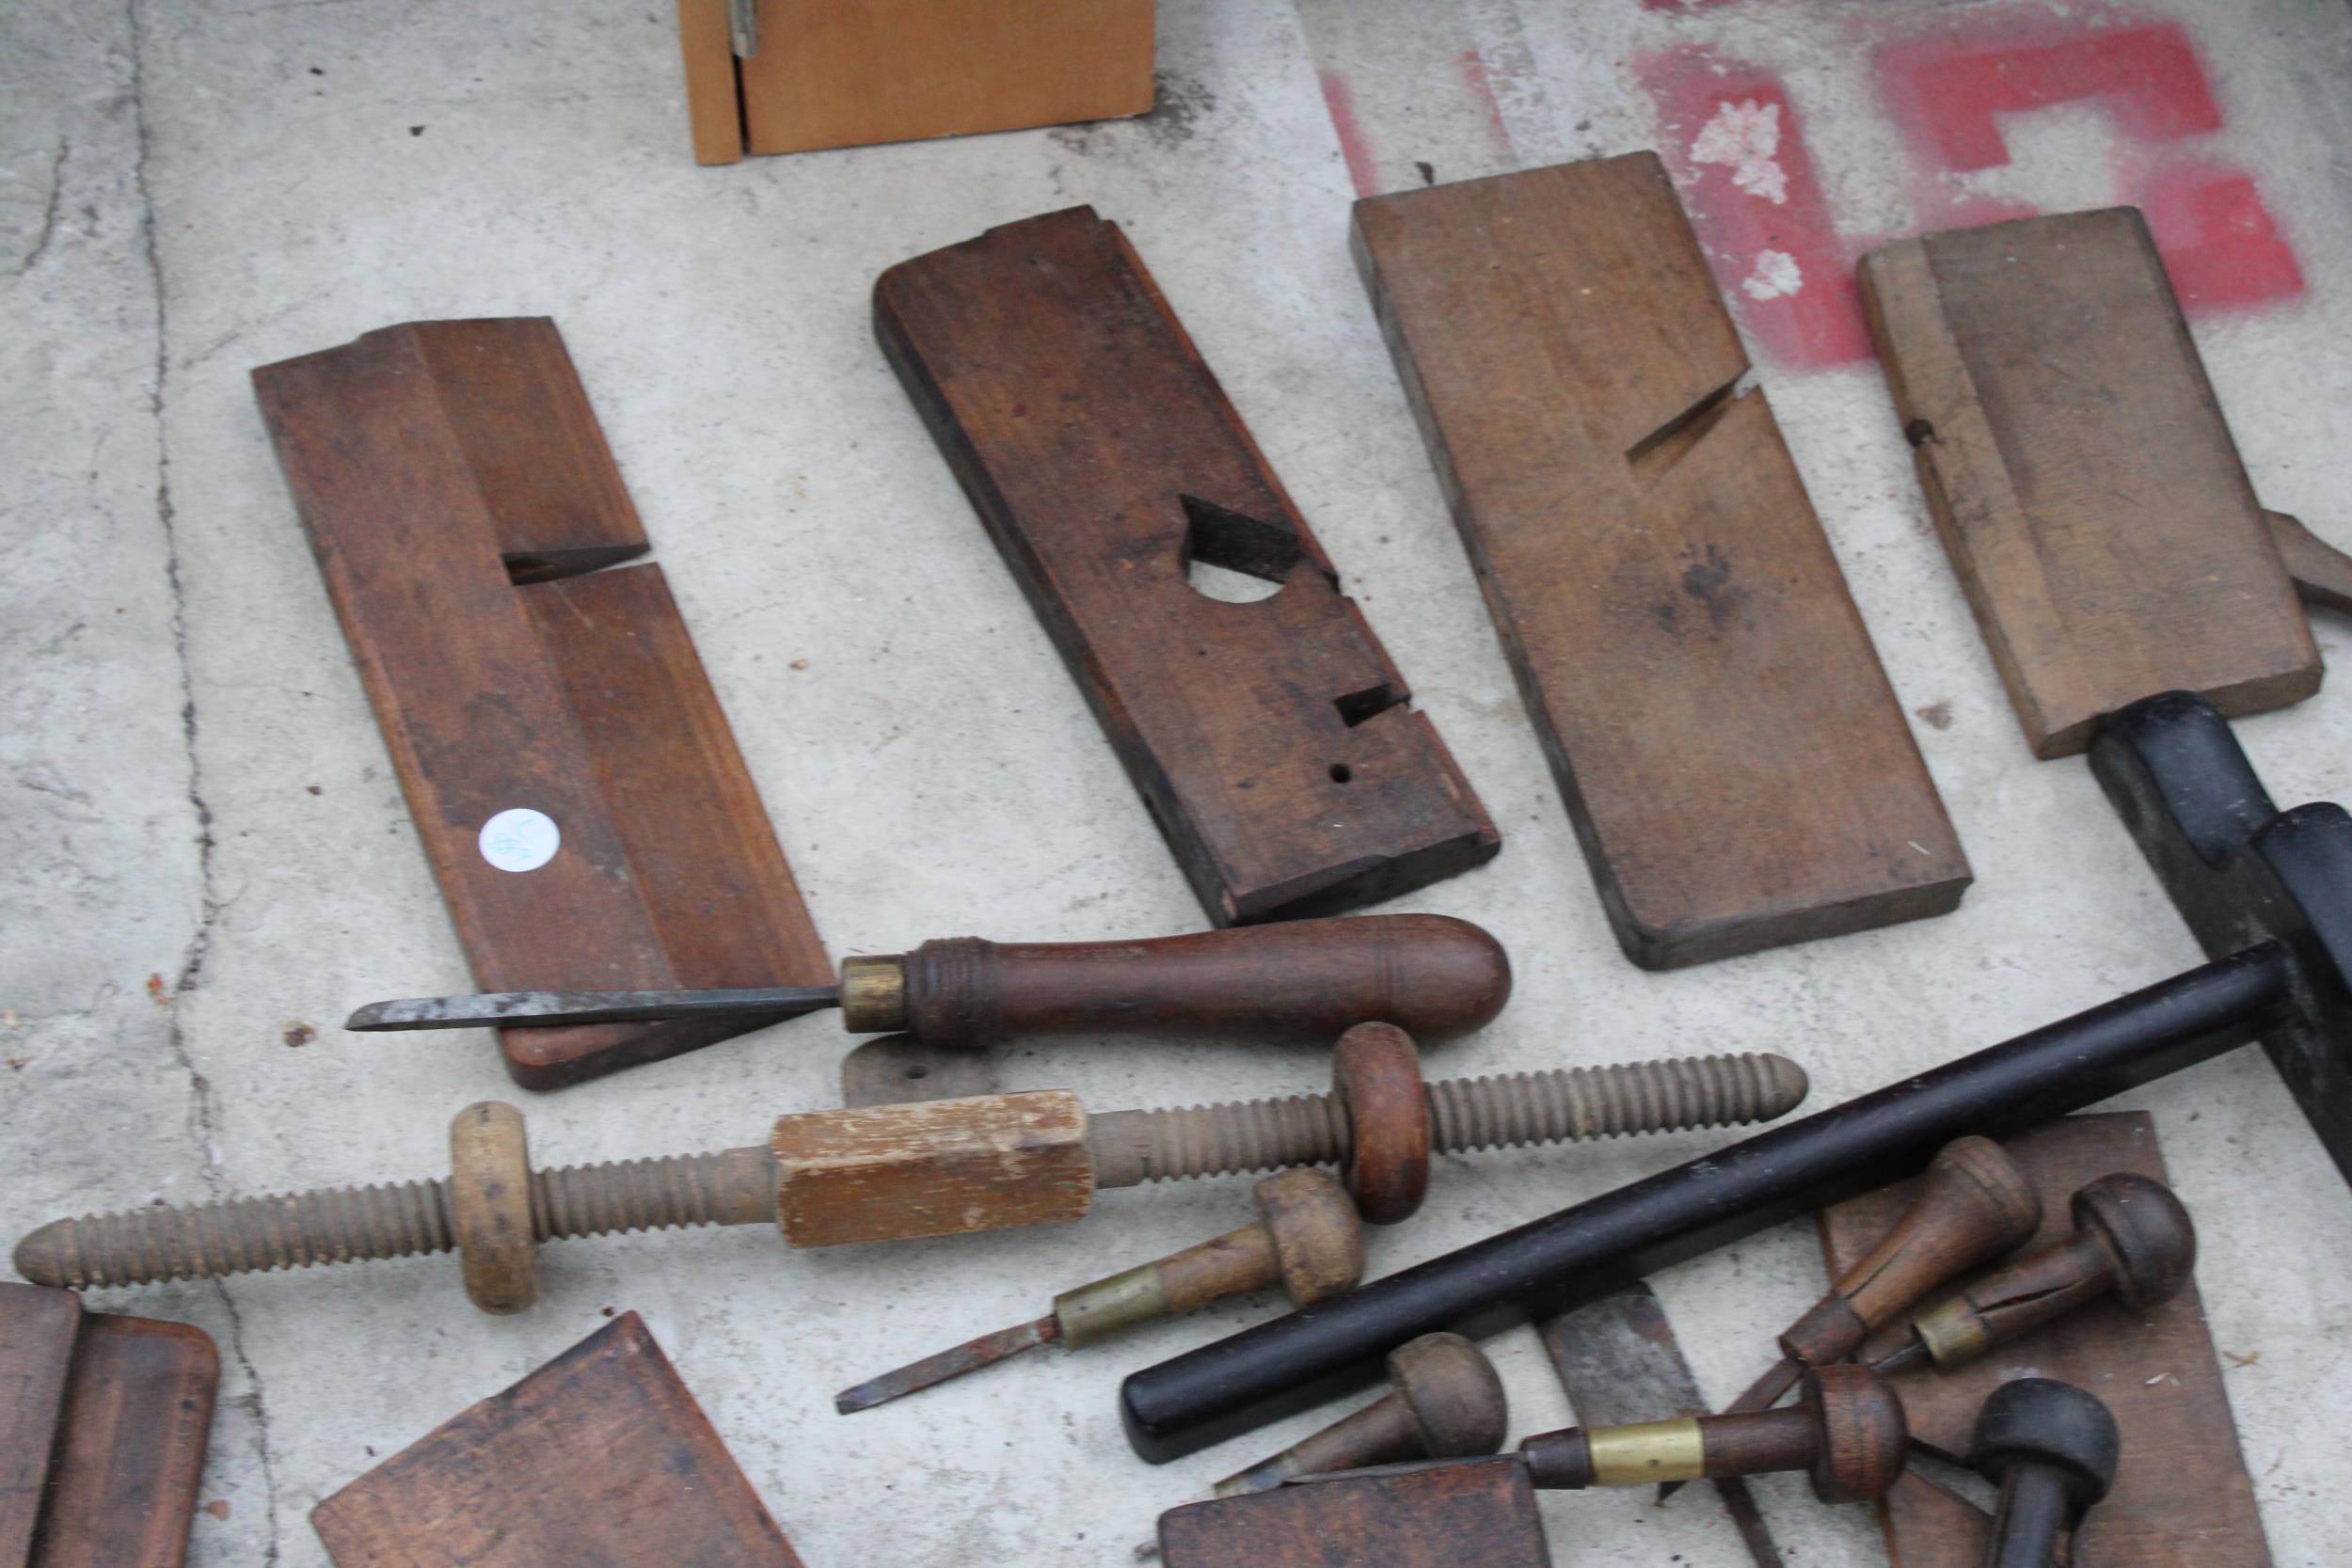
[449,1101,539,1315]
[1332,1022,1430,1223]
[1388,1332,1508,1458]
[2074,1174,2196,1311]
[1801,1365,1909,1503]
[1254,1169,1366,1307]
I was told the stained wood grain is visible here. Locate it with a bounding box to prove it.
[29,1315,217,1568]
[738,0,1153,156]
[312,1313,804,1568]
[253,319,828,1086]
[877,206,1501,927]
[770,1089,1094,1247]
[1354,154,1967,969]
[1157,1454,1550,1568]
[675,0,743,166]
[1861,209,2321,758]
[1821,1113,2270,1568]
[0,1284,81,1567]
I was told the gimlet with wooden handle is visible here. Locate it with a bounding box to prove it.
[347,914,1511,1046]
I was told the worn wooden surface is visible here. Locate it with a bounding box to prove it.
[770,1089,1095,1247]
[1354,154,1967,969]
[876,206,1501,927]
[29,1315,218,1568]
[312,1313,804,1568]
[1,1286,218,1568]
[674,0,742,165]
[0,1284,81,1567]
[891,915,1511,1046]
[253,318,829,1086]
[735,0,1153,156]
[1861,209,2321,759]
[1158,1454,1550,1568]
[1821,1113,2270,1568]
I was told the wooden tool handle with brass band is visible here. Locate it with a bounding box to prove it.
[837,915,1511,1046]
[1780,1135,2040,1365]
[1909,1171,2196,1371]
[1057,1170,1363,1348]
[1521,1366,1905,1502]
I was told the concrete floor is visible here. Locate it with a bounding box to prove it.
[5,1,2351,1563]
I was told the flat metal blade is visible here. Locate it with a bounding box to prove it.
[1539,1284,1785,1568]
[344,985,840,1032]
[834,1314,1059,1414]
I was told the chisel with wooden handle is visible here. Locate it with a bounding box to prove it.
[347,914,1511,1047]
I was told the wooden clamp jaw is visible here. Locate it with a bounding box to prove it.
[875,206,1501,928]
[252,319,829,1087]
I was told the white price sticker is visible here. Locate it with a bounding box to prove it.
[479,808,561,873]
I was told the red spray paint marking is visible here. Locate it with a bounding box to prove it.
[1457,48,1516,152]
[1639,47,1875,369]
[1877,19,2221,173]
[1318,71,1380,198]
[1876,13,2300,311]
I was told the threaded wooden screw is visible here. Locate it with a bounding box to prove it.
[15,1053,1804,1307]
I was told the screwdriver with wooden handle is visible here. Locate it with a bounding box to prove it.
[1659,1135,2041,1501]
[346,914,1513,1047]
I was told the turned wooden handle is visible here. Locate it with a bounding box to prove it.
[893,914,1510,1047]
[1780,1135,2041,1364]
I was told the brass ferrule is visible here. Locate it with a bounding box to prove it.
[1053,1262,1170,1349]
[1912,1294,1993,1370]
[1585,1418,1707,1487]
[838,955,908,1033]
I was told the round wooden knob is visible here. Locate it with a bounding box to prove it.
[2073,1174,2195,1312]
[1332,1022,1430,1224]
[1387,1333,1507,1458]
[1254,1169,1365,1307]
[1801,1365,1908,1503]
[1967,1377,2121,1517]
[449,1101,539,1315]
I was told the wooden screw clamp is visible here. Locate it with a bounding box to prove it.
[1965,1378,2120,1568]
[1877,1173,2196,1377]
[1216,1333,1505,1494]
[12,1033,1807,1313]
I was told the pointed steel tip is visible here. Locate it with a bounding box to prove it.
[343,1001,395,1031]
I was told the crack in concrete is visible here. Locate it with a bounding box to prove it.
[125,2,280,1560]
[10,136,69,277]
